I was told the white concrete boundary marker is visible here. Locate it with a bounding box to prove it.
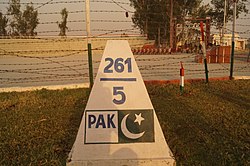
[67,40,175,166]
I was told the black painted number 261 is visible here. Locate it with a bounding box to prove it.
[104,58,132,73]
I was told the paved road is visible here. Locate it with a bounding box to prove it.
[0,53,249,89]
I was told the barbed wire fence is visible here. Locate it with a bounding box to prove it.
[0,0,249,88]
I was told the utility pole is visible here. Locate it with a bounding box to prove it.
[158,24,161,47]
[222,0,227,46]
[145,1,148,38]
[85,0,94,88]
[169,0,173,49]
[230,0,237,79]
[221,0,227,63]
[200,21,209,83]
[142,0,148,38]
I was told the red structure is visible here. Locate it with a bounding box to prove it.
[195,46,231,63]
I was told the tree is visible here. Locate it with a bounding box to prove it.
[7,0,21,36]
[58,8,68,36]
[174,0,203,21]
[130,0,210,46]
[20,3,39,36]
[173,0,210,47]
[209,0,248,29]
[130,0,169,45]
[7,1,39,36]
[0,12,8,36]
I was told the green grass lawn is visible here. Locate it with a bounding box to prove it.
[0,80,249,166]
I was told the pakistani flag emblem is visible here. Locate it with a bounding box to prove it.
[85,110,154,144]
[118,110,154,143]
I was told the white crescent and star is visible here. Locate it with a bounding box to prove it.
[121,113,145,139]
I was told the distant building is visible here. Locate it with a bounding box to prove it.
[212,33,247,50]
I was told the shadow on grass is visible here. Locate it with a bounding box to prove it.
[147,81,250,165]
[0,88,88,166]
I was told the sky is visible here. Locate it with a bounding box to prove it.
[0,0,249,39]
[0,0,137,36]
